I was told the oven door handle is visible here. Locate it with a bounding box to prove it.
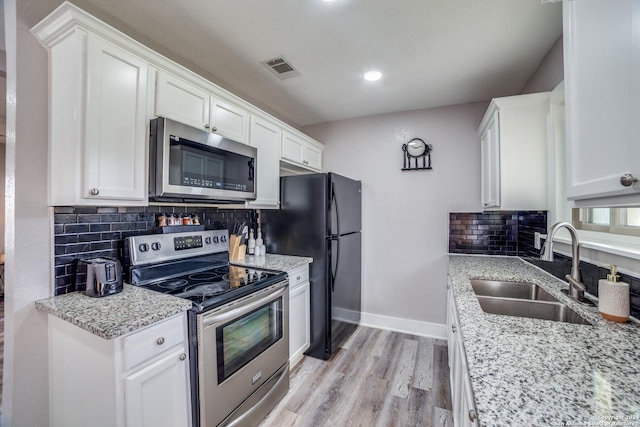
[202,282,288,327]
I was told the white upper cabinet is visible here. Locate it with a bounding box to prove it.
[156,71,250,144]
[563,0,640,207]
[33,2,324,207]
[33,23,150,206]
[281,131,323,172]
[478,92,550,211]
[247,116,281,208]
[156,71,210,130]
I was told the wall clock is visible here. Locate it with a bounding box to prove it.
[402,138,432,171]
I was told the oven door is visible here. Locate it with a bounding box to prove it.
[198,281,289,427]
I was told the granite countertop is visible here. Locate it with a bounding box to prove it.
[448,255,640,426]
[231,253,313,272]
[36,284,192,340]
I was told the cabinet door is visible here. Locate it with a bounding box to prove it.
[156,71,210,131]
[281,131,305,165]
[84,35,148,202]
[305,142,323,171]
[210,96,249,143]
[124,348,191,427]
[564,0,640,203]
[248,116,281,208]
[480,112,500,209]
[289,281,310,367]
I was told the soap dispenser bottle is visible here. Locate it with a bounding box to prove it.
[598,265,630,322]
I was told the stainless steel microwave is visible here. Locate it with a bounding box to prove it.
[149,117,257,203]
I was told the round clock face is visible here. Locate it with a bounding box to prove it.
[406,139,427,157]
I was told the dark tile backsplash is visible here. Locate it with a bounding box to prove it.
[523,254,640,319]
[54,206,257,295]
[449,211,546,256]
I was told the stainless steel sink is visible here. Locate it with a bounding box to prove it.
[470,280,591,325]
[470,279,557,302]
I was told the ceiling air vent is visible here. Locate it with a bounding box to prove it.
[261,56,301,80]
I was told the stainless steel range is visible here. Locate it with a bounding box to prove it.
[126,229,289,427]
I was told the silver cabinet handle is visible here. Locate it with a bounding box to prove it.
[179,354,186,361]
[452,324,457,333]
[204,124,210,129]
[90,188,99,196]
[156,337,165,345]
[620,174,638,187]
[212,126,217,132]
[296,276,301,280]
[483,202,489,207]
[469,410,477,422]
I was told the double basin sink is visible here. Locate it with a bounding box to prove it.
[470,279,591,325]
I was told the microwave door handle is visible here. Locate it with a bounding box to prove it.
[248,159,255,181]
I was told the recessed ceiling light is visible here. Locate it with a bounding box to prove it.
[364,71,382,82]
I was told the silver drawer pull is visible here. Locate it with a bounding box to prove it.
[296,276,301,280]
[179,354,186,361]
[469,410,477,422]
[156,337,165,345]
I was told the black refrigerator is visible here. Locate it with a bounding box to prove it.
[262,172,362,360]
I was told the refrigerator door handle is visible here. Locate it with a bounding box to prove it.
[331,184,340,237]
[330,236,340,292]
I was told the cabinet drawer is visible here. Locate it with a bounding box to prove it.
[122,314,185,371]
[288,265,309,288]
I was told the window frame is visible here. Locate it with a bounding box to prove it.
[573,208,640,237]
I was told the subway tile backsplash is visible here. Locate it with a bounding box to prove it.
[449,211,546,256]
[53,206,256,295]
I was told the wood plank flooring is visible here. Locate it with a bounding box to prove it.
[260,326,453,427]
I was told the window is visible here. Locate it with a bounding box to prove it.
[573,208,640,236]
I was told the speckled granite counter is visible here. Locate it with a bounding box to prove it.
[36,284,192,340]
[448,255,640,426]
[231,254,313,272]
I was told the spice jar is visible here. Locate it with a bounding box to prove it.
[182,214,192,225]
[192,214,200,225]
[167,213,178,226]
[157,213,167,227]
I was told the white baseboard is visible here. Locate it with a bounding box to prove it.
[359,311,447,340]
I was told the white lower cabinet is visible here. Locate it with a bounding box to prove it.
[48,313,191,427]
[447,279,479,427]
[288,265,311,368]
[124,347,191,427]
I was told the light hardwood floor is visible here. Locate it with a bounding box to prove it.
[261,326,453,427]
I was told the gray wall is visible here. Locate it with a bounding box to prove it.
[520,35,564,94]
[304,102,487,327]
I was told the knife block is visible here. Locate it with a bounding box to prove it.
[229,235,246,261]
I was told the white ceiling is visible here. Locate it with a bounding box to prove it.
[87,1,561,126]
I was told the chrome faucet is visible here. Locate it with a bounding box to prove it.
[540,222,589,303]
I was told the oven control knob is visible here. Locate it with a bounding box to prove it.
[220,235,227,243]
[212,236,219,244]
[138,243,149,252]
[205,237,212,245]
[151,242,161,251]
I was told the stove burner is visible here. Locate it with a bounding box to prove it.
[214,267,229,275]
[189,272,221,281]
[157,279,189,289]
[185,283,230,296]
